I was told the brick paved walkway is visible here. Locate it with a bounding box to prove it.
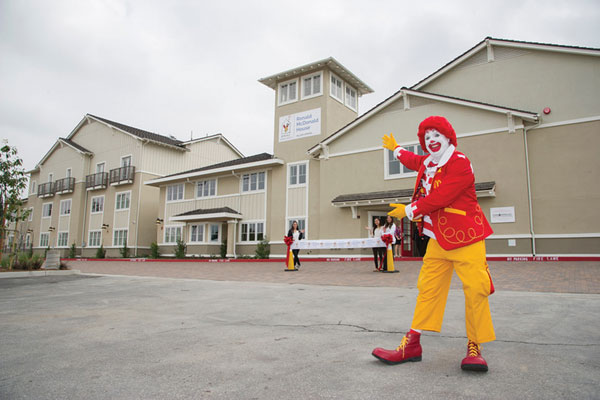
[65,259,600,294]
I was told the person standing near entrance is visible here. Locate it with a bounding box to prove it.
[373,116,495,372]
[287,221,304,269]
[394,223,403,257]
[365,217,385,271]
[381,215,397,271]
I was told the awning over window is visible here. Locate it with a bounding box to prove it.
[332,181,496,207]
[169,207,243,222]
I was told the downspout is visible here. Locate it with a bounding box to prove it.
[80,155,90,249]
[523,120,540,256]
[134,140,147,257]
[231,169,242,258]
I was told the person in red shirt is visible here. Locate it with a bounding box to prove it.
[372,116,495,372]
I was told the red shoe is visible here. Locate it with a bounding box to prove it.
[372,331,422,365]
[461,340,488,372]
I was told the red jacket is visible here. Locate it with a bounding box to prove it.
[399,149,492,250]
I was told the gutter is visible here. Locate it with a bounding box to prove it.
[523,120,541,255]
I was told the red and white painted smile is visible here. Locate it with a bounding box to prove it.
[428,142,442,152]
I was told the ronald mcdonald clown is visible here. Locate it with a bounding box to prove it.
[372,116,495,372]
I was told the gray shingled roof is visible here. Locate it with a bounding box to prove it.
[88,114,184,148]
[174,207,241,217]
[59,137,92,154]
[162,153,275,178]
[332,181,495,203]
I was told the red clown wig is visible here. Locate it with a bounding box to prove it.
[417,116,457,152]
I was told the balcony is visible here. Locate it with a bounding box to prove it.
[110,165,135,186]
[37,182,54,198]
[54,177,75,194]
[86,172,108,190]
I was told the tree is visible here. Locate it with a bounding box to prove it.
[0,143,29,261]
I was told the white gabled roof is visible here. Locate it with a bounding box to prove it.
[307,88,539,156]
[30,137,93,172]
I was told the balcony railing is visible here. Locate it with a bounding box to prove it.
[85,172,108,190]
[37,182,54,198]
[110,165,135,185]
[54,177,75,194]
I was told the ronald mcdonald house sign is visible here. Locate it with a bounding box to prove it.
[279,108,321,142]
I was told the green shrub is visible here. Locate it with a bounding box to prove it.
[255,237,270,259]
[150,241,160,259]
[1,255,11,269]
[96,245,106,259]
[69,243,77,258]
[30,254,43,269]
[119,243,130,258]
[220,239,227,258]
[174,239,186,259]
[16,252,30,269]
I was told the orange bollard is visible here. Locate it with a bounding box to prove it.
[383,245,399,273]
[284,245,297,271]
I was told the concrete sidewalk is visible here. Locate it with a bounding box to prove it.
[1,273,598,399]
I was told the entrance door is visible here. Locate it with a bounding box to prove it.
[401,217,413,257]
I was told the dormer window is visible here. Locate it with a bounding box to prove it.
[330,73,344,103]
[278,78,298,106]
[301,72,322,99]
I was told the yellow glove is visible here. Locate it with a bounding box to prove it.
[382,133,398,151]
[388,203,406,219]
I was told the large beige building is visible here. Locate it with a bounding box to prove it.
[25,114,242,257]
[150,38,600,258]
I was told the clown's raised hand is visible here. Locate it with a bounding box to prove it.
[388,203,407,219]
[382,133,399,151]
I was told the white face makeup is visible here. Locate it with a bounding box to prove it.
[424,129,450,157]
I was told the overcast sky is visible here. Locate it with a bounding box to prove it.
[1,0,599,171]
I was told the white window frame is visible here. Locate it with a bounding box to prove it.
[345,84,357,111]
[384,144,426,180]
[113,229,128,247]
[57,231,69,248]
[240,221,265,243]
[28,207,33,222]
[65,168,72,178]
[209,224,220,243]
[88,230,102,248]
[48,173,54,182]
[301,71,323,100]
[121,155,132,167]
[189,223,206,243]
[166,183,185,202]
[95,162,105,173]
[30,180,36,194]
[39,232,49,248]
[241,171,266,193]
[42,202,52,218]
[288,162,307,187]
[278,78,298,106]
[287,218,307,239]
[59,199,71,216]
[90,195,104,214]
[115,191,131,211]
[164,226,183,244]
[330,73,344,103]
[196,179,217,198]
[25,233,31,248]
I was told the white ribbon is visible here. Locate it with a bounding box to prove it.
[290,237,386,250]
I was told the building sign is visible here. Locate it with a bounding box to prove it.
[490,206,515,223]
[279,108,321,142]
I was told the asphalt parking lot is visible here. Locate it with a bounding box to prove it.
[1,260,599,399]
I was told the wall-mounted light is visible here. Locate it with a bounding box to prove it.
[155,218,164,225]
[102,224,110,231]
[48,226,55,232]
[26,229,34,233]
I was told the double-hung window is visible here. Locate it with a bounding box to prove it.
[242,172,265,192]
[345,85,357,111]
[164,226,182,244]
[209,224,220,242]
[57,232,69,247]
[240,222,264,242]
[196,179,216,198]
[88,231,102,247]
[386,145,426,178]
[60,199,71,216]
[91,196,104,213]
[289,163,307,186]
[42,203,52,218]
[189,224,205,243]
[39,233,49,247]
[167,184,184,202]
[113,229,128,247]
[278,79,298,105]
[115,192,130,210]
[302,72,322,99]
